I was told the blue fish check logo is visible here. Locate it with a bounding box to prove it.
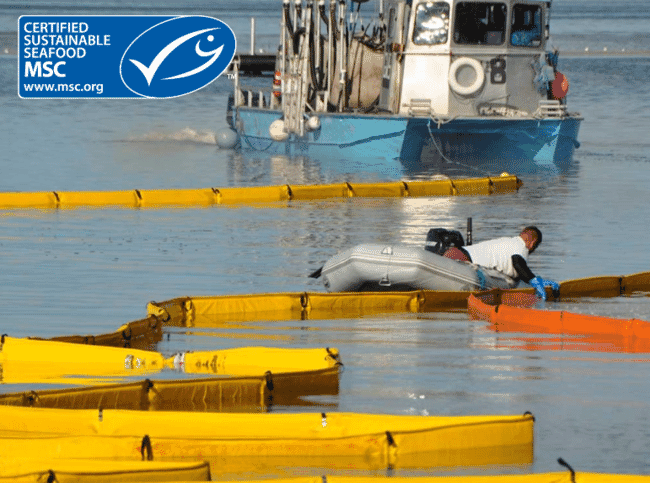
[120,16,236,98]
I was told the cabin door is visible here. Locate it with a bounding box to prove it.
[399,1,451,116]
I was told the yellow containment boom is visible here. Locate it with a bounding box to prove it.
[147,270,650,326]
[38,315,164,349]
[0,175,522,210]
[0,375,269,412]
[0,459,210,482]
[0,366,339,412]
[0,406,534,469]
[0,336,341,384]
[0,336,165,384]
[229,473,650,483]
[174,346,341,375]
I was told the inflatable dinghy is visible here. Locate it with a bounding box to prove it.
[319,244,518,293]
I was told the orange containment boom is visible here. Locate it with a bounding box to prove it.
[468,289,650,353]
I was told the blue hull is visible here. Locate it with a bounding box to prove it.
[235,107,581,172]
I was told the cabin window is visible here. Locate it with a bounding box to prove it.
[510,4,542,47]
[413,2,450,45]
[453,2,507,45]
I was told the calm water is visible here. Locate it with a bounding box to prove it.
[1,0,650,477]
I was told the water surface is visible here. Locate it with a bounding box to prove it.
[1,0,650,476]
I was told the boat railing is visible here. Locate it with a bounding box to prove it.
[406,98,433,117]
[535,99,568,118]
[236,87,278,110]
[231,58,279,110]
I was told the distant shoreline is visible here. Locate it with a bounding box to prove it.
[562,49,650,58]
[2,38,649,59]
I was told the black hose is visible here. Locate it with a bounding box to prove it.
[330,0,339,40]
[283,3,294,50]
[293,27,305,57]
[319,3,329,33]
[309,23,324,90]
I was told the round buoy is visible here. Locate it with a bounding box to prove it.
[269,119,289,141]
[215,128,238,149]
[551,72,569,99]
[306,116,321,131]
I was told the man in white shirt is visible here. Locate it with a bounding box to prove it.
[442,226,559,300]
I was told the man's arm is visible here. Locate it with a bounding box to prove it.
[511,254,535,283]
[511,254,559,300]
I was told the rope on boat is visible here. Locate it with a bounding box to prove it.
[426,118,494,176]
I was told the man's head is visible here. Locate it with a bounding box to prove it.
[520,226,542,253]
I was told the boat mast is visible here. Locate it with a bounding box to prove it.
[325,0,337,109]
[337,0,347,112]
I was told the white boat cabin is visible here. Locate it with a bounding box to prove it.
[378,0,557,117]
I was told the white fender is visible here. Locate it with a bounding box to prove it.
[306,116,321,131]
[448,57,485,96]
[269,119,289,141]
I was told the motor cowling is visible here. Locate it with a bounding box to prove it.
[424,228,466,255]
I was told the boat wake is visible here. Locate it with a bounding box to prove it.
[125,127,216,145]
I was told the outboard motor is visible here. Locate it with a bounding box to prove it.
[425,228,465,255]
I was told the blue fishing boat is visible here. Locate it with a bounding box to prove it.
[221,0,582,171]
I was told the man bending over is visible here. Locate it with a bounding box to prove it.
[443,226,559,300]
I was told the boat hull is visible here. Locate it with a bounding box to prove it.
[235,108,581,171]
[320,244,518,293]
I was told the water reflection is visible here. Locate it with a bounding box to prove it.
[225,150,582,188]
[486,331,650,355]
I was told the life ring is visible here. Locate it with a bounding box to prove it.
[448,57,485,96]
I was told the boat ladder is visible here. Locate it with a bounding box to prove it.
[283,60,306,137]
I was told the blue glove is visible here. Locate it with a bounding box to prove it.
[529,277,560,301]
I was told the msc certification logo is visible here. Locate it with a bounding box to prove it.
[18,15,236,99]
[120,17,235,98]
